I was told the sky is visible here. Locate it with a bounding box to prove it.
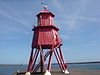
[0,0,100,64]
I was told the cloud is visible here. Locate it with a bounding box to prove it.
[0,42,7,46]
[76,16,100,22]
[66,9,81,29]
[51,0,80,29]
[52,0,64,11]
[52,0,92,29]
[62,15,100,31]
[65,0,90,29]
[5,36,20,40]
[0,1,32,35]
[0,36,21,43]
[0,1,32,29]
[0,24,31,36]
[61,34,70,40]
[0,10,31,29]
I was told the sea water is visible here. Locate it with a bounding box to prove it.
[0,63,100,75]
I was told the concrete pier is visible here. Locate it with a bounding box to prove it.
[14,69,100,75]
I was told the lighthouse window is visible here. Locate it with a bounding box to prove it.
[49,16,51,25]
[43,15,49,25]
[46,18,49,25]
[38,15,42,25]
[50,17,53,25]
[40,15,42,18]
[38,19,39,25]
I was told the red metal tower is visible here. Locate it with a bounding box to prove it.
[26,7,69,75]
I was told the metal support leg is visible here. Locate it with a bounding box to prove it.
[55,48,65,70]
[31,49,39,71]
[59,46,66,69]
[27,48,34,72]
[54,50,63,70]
[39,45,46,72]
[59,46,69,74]
[40,50,43,72]
[33,51,50,72]
[47,50,53,72]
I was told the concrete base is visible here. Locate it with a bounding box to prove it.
[25,72,31,75]
[13,69,100,75]
[64,69,69,74]
[44,70,51,75]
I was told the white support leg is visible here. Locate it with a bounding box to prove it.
[25,72,31,75]
[44,70,51,75]
[64,69,69,74]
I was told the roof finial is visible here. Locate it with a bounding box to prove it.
[41,0,48,10]
[44,5,47,10]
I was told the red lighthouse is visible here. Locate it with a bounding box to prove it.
[25,6,69,75]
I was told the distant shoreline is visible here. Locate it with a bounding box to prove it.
[0,61,100,66]
[52,61,100,65]
[68,61,100,64]
[0,64,22,66]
